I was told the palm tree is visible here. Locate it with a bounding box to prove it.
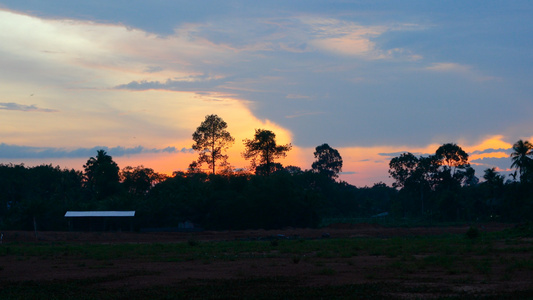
[510,139,533,182]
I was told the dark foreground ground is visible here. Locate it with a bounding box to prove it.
[0,223,532,299]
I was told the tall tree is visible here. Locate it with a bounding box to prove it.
[435,143,470,175]
[192,114,235,174]
[433,143,471,192]
[510,139,533,182]
[242,129,292,176]
[389,152,419,190]
[83,150,120,200]
[389,152,440,215]
[312,143,343,180]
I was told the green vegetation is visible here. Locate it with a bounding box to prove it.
[0,227,532,299]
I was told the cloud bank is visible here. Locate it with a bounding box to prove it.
[0,102,58,112]
[0,144,193,159]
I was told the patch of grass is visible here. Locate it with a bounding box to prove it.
[0,231,522,264]
[422,254,456,268]
[187,238,200,247]
[473,258,493,276]
[316,250,334,258]
[317,267,337,276]
[466,226,480,239]
[388,260,417,274]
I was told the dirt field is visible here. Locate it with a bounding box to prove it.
[0,222,511,243]
[1,223,531,299]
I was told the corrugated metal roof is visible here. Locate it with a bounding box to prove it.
[64,211,135,217]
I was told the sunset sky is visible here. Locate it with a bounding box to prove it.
[1,1,532,186]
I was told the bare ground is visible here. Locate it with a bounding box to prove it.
[0,222,510,243]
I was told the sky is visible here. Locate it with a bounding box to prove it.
[1,1,532,186]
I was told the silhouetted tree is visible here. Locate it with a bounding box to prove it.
[461,166,479,186]
[389,153,439,216]
[483,168,504,192]
[187,161,202,174]
[312,143,343,180]
[120,165,166,196]
[284,165,303,175]
[435,143,469,175]
[434,143,472,192]
[510,139,533,182]
[242,129,292,176]
[389,152,419,190]
[192,114,235,174]
[83,150,120,200]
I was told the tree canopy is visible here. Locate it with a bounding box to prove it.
[242,129,292,175]
[388,152,420,190]
[120,165,167,196]
[435,143,469,174]
[83,149,120,200]
[510,139,533,182]
[192,114,235,174]
[312,143,343,180]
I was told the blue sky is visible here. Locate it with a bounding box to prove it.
[0,1,532,185]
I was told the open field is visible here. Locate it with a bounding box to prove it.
[0,223,532,299]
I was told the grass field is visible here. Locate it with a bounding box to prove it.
[0,224,532,299]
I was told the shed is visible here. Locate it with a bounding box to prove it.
[65,211,135,231]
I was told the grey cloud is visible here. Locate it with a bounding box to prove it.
[470,148,512,155]
[471,157,512,171]
[144,66,164,73]
[378,152,410,158]
[0,102,58,112]
[0,144,193,159]
[114,75,227,92]
[3,1,533,153]
[377,151,432,158]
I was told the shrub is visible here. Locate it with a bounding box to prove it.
[466,226,480,239]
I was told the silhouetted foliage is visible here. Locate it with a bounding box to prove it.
[3,138,533,231]
[435,143,469,174]
[510,139,533,183]
[120,166,166,196]
[192,114,235,174]
[389,152,420,190]
[0,164,83,230]
[466,226,480,239]
[386,141,533,222]
[242,129,292,176]
[83,150,121,200]
[312,143,343,180]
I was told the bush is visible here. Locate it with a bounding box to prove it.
[466,226,480,239]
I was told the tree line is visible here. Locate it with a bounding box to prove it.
[388,141,533,222]
[0,114,532,231]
